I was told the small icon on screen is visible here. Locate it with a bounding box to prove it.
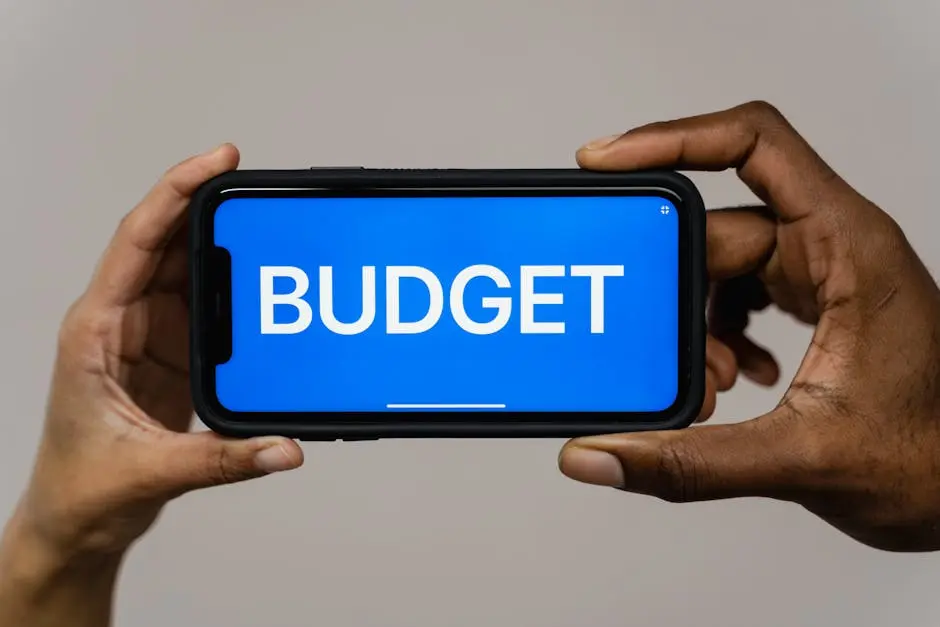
[660,205,670,215]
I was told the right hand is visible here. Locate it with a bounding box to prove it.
[559,101,940,552]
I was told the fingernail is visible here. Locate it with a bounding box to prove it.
[560,447,625,487]
[254,442,295,474]
[580,134,620,151]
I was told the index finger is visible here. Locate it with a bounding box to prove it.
[87,144,240,307]
[577,101,853,223]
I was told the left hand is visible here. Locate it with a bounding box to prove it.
[557,102,940,552]
[8,144,304,565]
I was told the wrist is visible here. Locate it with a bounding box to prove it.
[0,507,123,627]
[0,505,123,599]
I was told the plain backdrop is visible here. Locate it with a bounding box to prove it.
[2,1,939,626]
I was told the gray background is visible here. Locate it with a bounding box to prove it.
[2,1,939,625]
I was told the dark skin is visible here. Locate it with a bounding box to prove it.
[0,101,939,627]
[559,100,940,552]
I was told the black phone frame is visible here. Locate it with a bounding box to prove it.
[189,168,706,440]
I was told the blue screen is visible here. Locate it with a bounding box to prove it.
[213,195,679,413]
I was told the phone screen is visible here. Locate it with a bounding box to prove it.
[211,192,680,414]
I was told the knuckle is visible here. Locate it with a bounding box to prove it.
[57,300,83,345]
[191,159,216,182]
[162,157,191,180]
[655,440,702,503]
[739,100,786,125]
[862,209,907,255]
[843,207,910,291]
[115,210,139,237]
[207,446,255,486]
[117,207,150,240]
[209,446,234,485]
[736,101,793,147]
[111,209,147,251]
[642,120,672,134]
[57,300,104,352]
[804,204,910,312]
[725,101,793,157]
[162,156,212,198]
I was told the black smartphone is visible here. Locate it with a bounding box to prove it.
[188,168,706,440]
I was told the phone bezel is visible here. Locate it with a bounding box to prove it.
[189,168,706,440]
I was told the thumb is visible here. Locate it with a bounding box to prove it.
[156,433,304,494]
[559,417,806,503]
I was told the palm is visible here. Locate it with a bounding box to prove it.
[111,227,193,433]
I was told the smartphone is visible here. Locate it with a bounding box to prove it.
[188,168,706,440]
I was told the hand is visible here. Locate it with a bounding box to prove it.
[558,101,940,552]
[7,145,304,564]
